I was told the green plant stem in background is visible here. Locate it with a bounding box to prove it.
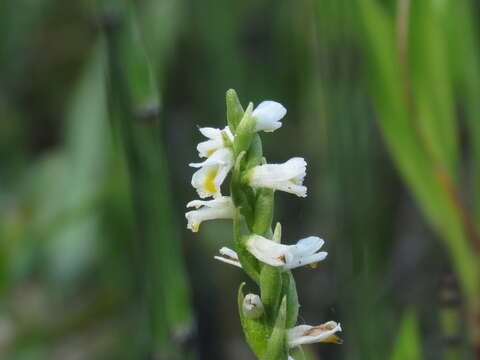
[357,0,480,356]
[102,1,193,358]
[390,309,421,360]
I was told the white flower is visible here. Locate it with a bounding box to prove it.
[246,235,327,271]
[287,321,342,347]
[190,148,234,198]
[196,126,233,158]
[247,157,307,197]
[185,196,235,232]
[252,101,287,132]
[214,247,242,268]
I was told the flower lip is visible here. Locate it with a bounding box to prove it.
[185,197,235,232]
[190,148,234,198]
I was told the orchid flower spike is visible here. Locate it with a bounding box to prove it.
[287,321,342,347]
[246,235,327,271]
[246,157,307,197]
[185,196,235,232]
[214,247,242,268]
[252,101,287,132]
[190,148,234,198]
[196,126,233,158]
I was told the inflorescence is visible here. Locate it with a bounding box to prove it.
[186,89,342,359]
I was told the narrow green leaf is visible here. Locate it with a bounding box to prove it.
[357,0,479,303]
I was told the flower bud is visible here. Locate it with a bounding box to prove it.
[243,293,264,319]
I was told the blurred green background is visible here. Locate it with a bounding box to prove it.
[1,0,480,359]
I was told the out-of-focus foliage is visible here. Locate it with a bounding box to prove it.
[1,0,479,359]
[390,309,421,360]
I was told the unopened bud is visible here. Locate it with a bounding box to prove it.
[243,293,264,319]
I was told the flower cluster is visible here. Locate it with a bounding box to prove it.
[186,90,341,359]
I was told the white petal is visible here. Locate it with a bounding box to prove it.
[186,199,209,208]
[190,149,234,198]
[189,148,232,168]
[290,237,324,257]
[253,101,287,132]
[271,181,307,198]
[191,166,218,198]
[214,256,242,268]
[197,139,224,158]
[246,234,328,270]
[287,322,342,347]
[214,247,242,268]
[249,157,307,183]
[214,161,232,186]
[196,126,234,158]
[185,197,235,231]
[219,247,239,260]
[246,235,289,267]
[247,158,307,197]
[199,127,221,139]
[287,325,311,340]
[283,252,328,270]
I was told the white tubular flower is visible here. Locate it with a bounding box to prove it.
[246,235,327,271]
[185,196,235,232]
[247,157,307,197]
[287,321,342,347]
[252,101,287,132]
[214,247,242,268]
[190,148,234,198]
[196,126,233,158]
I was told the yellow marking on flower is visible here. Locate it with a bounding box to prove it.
[322,335,343,344]
[203,168,218,194]
[206,149,216,157]
[192,222,201,232]
[289,178,298,184]
[309,262,319,269]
